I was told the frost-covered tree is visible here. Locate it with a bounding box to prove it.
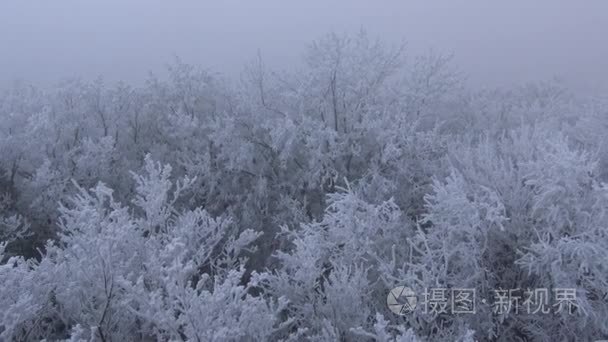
[0,156,285,341]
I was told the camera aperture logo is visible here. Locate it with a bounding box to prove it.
[387,286,417,315]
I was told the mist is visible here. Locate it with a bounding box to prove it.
[1,1,607,92]
[3,3,608,341]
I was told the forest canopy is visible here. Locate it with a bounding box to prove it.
[1,31,608,341]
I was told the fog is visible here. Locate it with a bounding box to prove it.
[4,2,608,341]
[1,1,608,91]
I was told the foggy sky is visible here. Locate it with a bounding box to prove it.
[1,1,607,92]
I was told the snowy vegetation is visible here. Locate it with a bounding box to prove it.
[1,31,607,341]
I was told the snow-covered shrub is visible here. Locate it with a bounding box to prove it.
[0,156,284,341]
[260,184,415,340]
[386,125,608,341]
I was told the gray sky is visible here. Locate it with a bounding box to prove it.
[1,1,607,91]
